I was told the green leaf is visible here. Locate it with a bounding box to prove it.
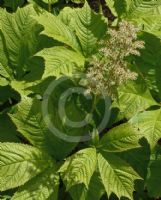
[116,81,157,119]
[147,145,161,197]
[59,148,97,190]
[0,143,53,191]
[0,63,12,80]
[0,77,8,87]
[0,114,20,142]
[0,194,11,200]
[71,2,107,57]
[134,33,161,99]
[36,46,85,78]
[100,123,141,152]
[27,0,49,11]
[118,0,161,36]
[12,167,59,200]
[34,12,81,52]
[9,96,61,158]
[108,0,161,35]
[9,82,89,160]
[118,141,150,179]
[130,109,161,150]
[69,172,105,200]
[105,0,126,17]
[10,80,34,97]
[132,15,161,38]
[125,0,161,19]
[1,5,40,78]
[98,152,140,199]
[58,7,75,26]
[0,85,20,107]
[108,0,161,19]
[4,0,25,11]
[0,31,9,70]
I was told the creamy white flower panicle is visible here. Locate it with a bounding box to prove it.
[86,21,145,98]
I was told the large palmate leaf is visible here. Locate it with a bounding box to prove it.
[147,146,161,197]
[60,127,141,199]
[97,124,141,199]
[98,152,140,199]
[9,96,58,155]
[130,109,161,150]
[59,148,97,189]
[34,12,81,52]
[100,123,141,152]
[12,167,59,200]
[0,5,40,78]
[9,96,74,159]
[36,46,85,78]
[9,77,89,160]
[70,2,107,57]
[35,2,107,57]
[0,143,53,191]
[115,81,157,119]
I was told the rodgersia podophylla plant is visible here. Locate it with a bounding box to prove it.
[1,1,161,199]
[86,21,145,98]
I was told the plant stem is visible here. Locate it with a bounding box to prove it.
[48,0,52,12]
[98,0,103,14]
[91,94,97,113]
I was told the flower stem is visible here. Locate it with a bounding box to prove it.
[48,0,52,12]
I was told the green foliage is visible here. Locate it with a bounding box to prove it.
[100,123,141,152]
[36,46,85,78]
[0,143,53,191]
[130,109,161,150]
[0,114,20,142]
[114,81,157,119]
[147,145,161,197]
[3,0,25,11]
[59,122,143,199]
[60,148,97,189]
[12,167,59,200]
[70,2,107,57]
[9,84,89,160]
[0,1,161,199]
[98,152,140,199]
[134,33,161,98]
[68,172,105,200]
[0,5,39,78]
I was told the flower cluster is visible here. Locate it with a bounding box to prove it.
[86,21,145,98]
